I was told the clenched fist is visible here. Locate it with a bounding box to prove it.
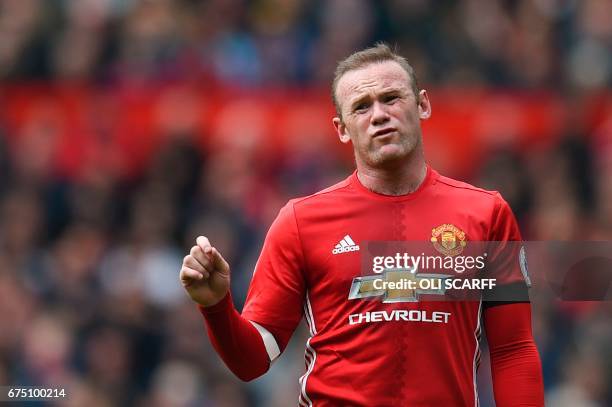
[180,236,230,307]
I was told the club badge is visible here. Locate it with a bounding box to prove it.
[431,224,467,256]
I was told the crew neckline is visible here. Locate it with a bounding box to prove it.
[350,165,437,201]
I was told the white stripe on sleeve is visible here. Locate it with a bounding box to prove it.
[249,320,281,363]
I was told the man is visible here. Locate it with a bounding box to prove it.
[180,43,544,406]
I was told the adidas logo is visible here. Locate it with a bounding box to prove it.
[332,235,360,255]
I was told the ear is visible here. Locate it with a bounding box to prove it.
[417,90,431,120]
[333,117,351,144]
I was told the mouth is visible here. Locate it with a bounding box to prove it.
[372,128,397,138]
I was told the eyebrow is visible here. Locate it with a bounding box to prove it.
[349,94,371,110]
[348,87,403,110]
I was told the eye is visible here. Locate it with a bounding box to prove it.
[383,94,399,104]
[353,102,370,113]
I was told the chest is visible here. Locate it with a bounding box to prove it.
[298,199,490,294]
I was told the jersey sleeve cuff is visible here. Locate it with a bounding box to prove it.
[197,292,233,315]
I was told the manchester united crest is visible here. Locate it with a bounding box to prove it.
[430,224,467,256]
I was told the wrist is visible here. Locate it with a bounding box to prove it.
[198,292,232,314]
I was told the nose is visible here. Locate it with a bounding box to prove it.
[370,101,390,126]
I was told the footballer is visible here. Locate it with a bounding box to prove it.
[180,43,544,406]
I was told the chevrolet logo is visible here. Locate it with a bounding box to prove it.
[348,268,452,303]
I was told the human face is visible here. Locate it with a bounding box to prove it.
[333,61,431,169]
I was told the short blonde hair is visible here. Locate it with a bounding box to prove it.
[332,43,419,119]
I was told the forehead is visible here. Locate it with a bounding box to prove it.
[336,61,411,105]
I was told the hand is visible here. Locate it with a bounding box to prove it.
[180,236,231,307]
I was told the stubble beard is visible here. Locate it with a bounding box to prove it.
[361,132,421,169]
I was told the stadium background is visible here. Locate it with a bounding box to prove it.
[0,0,610,405]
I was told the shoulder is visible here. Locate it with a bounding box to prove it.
[432,171,519,239]
[284,175,353,210]
[432,171,514,224]
[269,176,353,238]
[435,173,499,199]
[434,172,507,207]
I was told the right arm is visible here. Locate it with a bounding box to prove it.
[180,236,271,381]
[180,203,306,381]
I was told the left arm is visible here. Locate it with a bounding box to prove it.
[484,193,544,405]
[484,301,544,407]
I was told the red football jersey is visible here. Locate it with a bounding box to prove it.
[242,166,527,406]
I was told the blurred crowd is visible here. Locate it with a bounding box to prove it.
[0,0,610,89]
[0,0,611,406]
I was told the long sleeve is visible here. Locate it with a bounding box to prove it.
[197,201,305,382]
[199,293,271,382]
[484,302,544,406]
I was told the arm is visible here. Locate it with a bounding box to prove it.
[483,195,543,405]
[484,302,544,407]
[198,293,274,381]
[180,236,271,381]
[180,203,305,381]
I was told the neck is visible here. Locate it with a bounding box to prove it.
[356,154,427,196]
